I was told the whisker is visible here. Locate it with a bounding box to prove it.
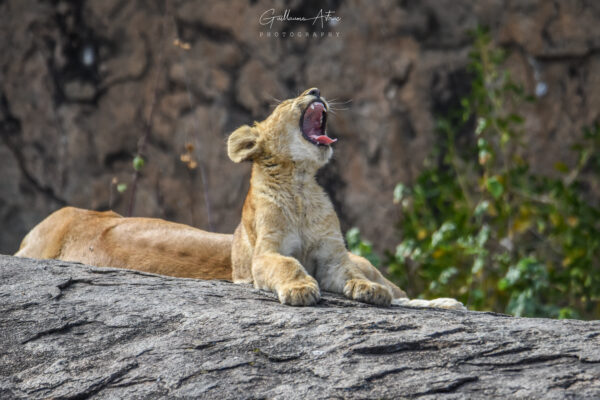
[268,95,284,108]
[328,99,352,104]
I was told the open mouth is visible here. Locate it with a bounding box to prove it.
[300,100,337,146]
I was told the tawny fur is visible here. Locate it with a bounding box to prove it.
[226,88,462,308]
[15,88,464,309]
[16,207,232,280]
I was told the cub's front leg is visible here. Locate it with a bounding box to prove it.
[252,252,320,306]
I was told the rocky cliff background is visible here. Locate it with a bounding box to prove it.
[1,0,599,254]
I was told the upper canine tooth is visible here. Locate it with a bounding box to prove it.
[311,104,315,110]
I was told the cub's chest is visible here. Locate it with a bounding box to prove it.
[278,229,321,271]
[278,198,327,255]
[279,231,305,259]
[271,182,333,264]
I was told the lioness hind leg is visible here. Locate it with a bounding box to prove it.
[317,253,393,306]
[343,278,392,306]
[252,253,320,306]
[347,253,466,310]
[348,253,407,299]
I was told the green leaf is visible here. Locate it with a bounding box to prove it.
[497,278,508,291]
[393,183,407,204]
[346,227,380,267]
[472,256,484,274]
[507,290,531,317]
[504,266,521,286]
[438,267,458,284]
[364,253,380,268]
[431,222,456,247]
[475,117,487,135]
[470,288,484,304]
[508,113,524,124]
[478,149,491,165]
[430,231,443,247]
[133,155,145,171]
[345,227,360,249]
[553,161,569,173]
[116,183,127,193]
[474,201,490,217]
[476,225,491,247]
[395,240,415,263]
[359,241,373,254]
[558,308,579,320]
[486,176,504,199]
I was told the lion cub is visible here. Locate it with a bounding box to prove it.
[227,88,463,309]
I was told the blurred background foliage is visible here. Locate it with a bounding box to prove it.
[348,28,600,320]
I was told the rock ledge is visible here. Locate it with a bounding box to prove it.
[1,255,599,399]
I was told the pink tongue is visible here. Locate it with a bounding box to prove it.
[314,135,337,145]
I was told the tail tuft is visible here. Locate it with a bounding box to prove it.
[392,297,466,311]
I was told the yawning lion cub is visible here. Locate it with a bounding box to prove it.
[15,88,464,309]
[227,88,462,309]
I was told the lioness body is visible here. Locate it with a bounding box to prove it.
[16,207,232,280]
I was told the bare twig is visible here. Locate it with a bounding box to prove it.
[171,15,214,231]
[109,177,117,209]
[127,1,169,217]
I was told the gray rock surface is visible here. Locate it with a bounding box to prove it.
[1,254,600,399]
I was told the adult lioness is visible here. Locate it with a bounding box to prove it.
[15,88,464,309]
[16,207,232,280]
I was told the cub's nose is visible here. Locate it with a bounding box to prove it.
[307,88,320,97]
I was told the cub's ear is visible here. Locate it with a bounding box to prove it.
[227,125,260,163]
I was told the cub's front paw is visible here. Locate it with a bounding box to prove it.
[344,279,392,306]
[277,278,321,306]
